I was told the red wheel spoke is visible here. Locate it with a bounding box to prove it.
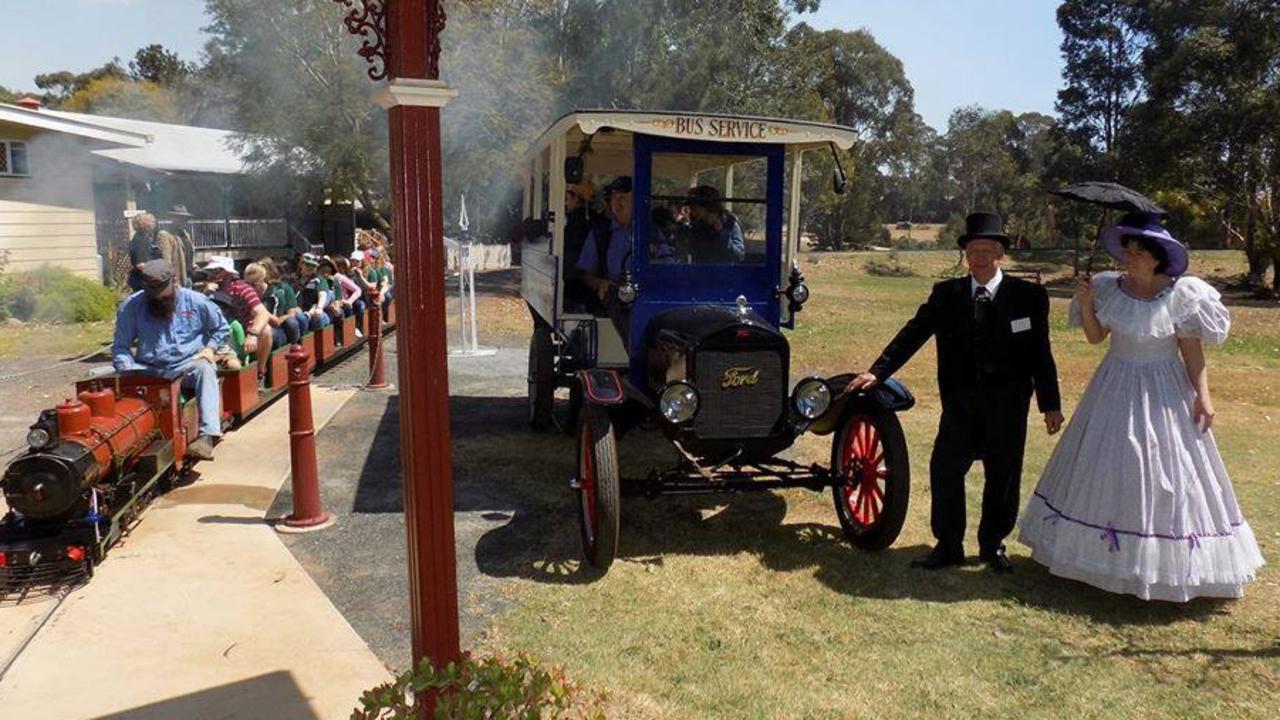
[869,481,884,503]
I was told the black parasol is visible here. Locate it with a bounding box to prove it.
[1048,182,1166,276]
[1049,182,1166,215]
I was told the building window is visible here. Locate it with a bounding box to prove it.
[0,141,30,177]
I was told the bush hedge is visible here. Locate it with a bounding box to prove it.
[352,652,606,720]
[0,265,119,323]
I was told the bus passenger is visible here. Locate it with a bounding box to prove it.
[649,205,679,263]
[685,185,745,264]
[564,180,601,310]
[112,259,227,460]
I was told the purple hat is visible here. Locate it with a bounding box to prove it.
[1101,212,1189,277]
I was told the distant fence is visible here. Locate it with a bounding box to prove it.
[96,217,290,251]
[96,216,292,286]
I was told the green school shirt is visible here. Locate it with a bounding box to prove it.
[268,282,299,314]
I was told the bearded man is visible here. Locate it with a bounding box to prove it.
[111,259,229,460]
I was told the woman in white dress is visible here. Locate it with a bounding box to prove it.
[1018,212,1264,601]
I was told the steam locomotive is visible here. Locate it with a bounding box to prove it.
[0,302,395,598]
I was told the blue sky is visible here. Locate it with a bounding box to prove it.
[800,0,1065,130]
[1,1,210,92]
[2,0,1064,131]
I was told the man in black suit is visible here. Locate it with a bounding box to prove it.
[849,212,1064,573]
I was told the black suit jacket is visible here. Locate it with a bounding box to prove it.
[869,275,1061,413]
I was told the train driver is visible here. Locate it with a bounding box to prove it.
[576,175,633,301]
[112,259,229,461]
[576,175,634,344]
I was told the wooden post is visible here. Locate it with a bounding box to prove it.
[376,0,463,673]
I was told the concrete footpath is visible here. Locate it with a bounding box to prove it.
[0,385,389,720]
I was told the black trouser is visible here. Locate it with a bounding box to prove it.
[928,383,1031,554]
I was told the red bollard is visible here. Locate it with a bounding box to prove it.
[367,306,389,389]
[279,344,332,531]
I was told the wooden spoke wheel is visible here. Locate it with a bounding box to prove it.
[830,410,910,550]
[527,323,555,431]
[576,404,620,570]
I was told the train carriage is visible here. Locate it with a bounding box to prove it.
[519,110,917,572]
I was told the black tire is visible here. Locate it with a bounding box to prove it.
[576,404,621,570]
[830,409,910,550]
[527,323,555,431]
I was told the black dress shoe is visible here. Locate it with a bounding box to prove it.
[980,546,1014,574]
[911,545,965,570]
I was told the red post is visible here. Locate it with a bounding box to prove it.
[281,344,331,530]
[367,306,389,390]
[380,0,462,672]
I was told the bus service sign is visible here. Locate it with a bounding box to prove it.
[648,116,791,141]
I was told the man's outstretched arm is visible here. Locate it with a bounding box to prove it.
[850,284,941,391]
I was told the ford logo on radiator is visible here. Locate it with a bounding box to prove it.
[720,366,761,389]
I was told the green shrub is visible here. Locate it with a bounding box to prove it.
[352,653,606,720]
[864,250,918,278]
[0,265,119,323]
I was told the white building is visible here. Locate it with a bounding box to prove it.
[0,98,293,283]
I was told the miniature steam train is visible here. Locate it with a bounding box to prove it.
[0,303,396,598]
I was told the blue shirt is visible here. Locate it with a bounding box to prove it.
[716,213,746,263]
[576,219,632,281]
[113,288,230,372]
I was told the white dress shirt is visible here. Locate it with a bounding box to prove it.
[971,268,1004,299]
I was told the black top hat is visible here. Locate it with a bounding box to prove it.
[957,212,1010,248]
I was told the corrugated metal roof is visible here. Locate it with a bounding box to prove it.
[39,107,251,175]
[0,103,149,147]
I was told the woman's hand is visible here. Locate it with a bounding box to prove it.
[1074,277,1094,308]
[1193,395,1216,432]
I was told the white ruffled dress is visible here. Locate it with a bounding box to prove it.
[1018,272,1264,601]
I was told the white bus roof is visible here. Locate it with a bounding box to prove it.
[523,110,858,164]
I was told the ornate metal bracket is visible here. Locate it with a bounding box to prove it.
[334,0,448,81]
[426,2,447,79]
[334,0,388,81]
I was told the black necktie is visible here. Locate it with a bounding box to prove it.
[974,286,992,322]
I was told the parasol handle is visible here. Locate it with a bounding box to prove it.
[1084,208,1111,278]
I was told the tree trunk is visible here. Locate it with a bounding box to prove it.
[360,188,393,234]
[1244,199,1267,282]
[1272,254,1280,296]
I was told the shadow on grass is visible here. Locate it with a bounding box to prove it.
[353,393,1230,626]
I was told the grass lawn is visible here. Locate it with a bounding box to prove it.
[478,250,1280,719]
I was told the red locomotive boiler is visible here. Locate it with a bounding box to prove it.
[0,371,196,584]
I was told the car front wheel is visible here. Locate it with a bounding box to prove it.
[830,409,910,550]
[577,403,620,570]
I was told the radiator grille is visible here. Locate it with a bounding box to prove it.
[693,350,784,439]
